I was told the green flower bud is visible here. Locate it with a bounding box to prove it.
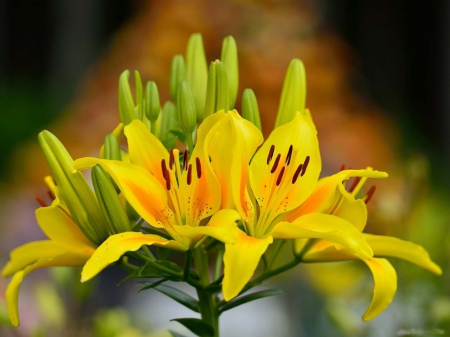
[203,60,230,120]
[186,33,208,123]
[241,88,262,131]
[103,134,121,161]
[134,70,143,120]
[275,58,306,128]
[176,81,197,134]
[145,81,160,124]
[221,36,239,108]
[170,55,186,102]
[38,131,109,245]
[92,165,131,235]
[99,124,123,159]
[118,70,136,125]
[158,101,179,149]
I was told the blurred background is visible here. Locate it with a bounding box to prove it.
[0,0,449,336]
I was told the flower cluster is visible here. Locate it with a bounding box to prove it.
[3,33,441,335]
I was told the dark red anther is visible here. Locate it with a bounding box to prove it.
[349,177,362,193]
[285,145,293,165]
[339,164,346,172]
[292,164,303,184]
[196,157,202,179]
[47,190,55,201]
[187,164,193,185]
[169,149,175,170]
[52,177,57,186]
[166,175,171,190]
[276,166,286,186]
[267,145,275,165]
[364,185,376,204]
[271,154,281,173]
[35,195,47,207]
[300,156,310,176]
[184,149,189,170]
[161,159,168,180]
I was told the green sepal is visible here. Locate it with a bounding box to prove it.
[171,318,214,337]
[275,58,306,127]
[176,81,197,133]
[170,55,186,102]
[38,131,109,245]
[134,70,143,120]
[118,70,136,125]
[203,60,230,120]
[186,33,208,122]
[91,165,131,235]
[221,36,239,108]
[145,81,160,123]
[218,288,283,313]
[241,88,262,131]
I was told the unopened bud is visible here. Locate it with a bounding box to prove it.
[134,70,143,120]
[176,81,197,134]
[275,59,306,128]
[145,81,160,123]
[221,36,239,108]
[203,60,229,119]
[241,89,262,131]
[170,55,186,102]
[118,70,137,125]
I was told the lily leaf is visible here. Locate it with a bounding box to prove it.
[118,260,182,284]
[171,318,214,337]
[219,288,283,313]
[144,283,200,313]
[169,331,189,337]
[138,278,167,293]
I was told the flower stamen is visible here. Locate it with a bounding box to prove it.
[285,145,293,165]
[271,154,281,173]
[267,145,275,164]
[196,157,202,179]
[35,195,47,207]
[364,185,377,204]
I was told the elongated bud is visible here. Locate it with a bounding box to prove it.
[186,33,208,122]
[241,88,262,131]
[170,55,186,102]
[221,36,238,108]
[145,81,160,123]
[158,101,179,149]
[104,134,121,161]
[203,60,230,119]
[92,165,131,234]
[135,70,144,120]
[38,131,109,245]
[118,70,136,125]
[275,59,306,128]
[99,123,123,159]
[176,81,197,133]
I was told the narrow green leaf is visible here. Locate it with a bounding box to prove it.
[153,284,200,313]
[219,289,283,313]
[171,318,214,337]
[138,278,167,293]
[169,330,189,337]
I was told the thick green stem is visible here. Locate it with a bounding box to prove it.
[185,132,195,152]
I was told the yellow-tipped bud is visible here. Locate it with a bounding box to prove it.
[145,81,160,124]
[91,165,131,235]
[170,55,186,102]
[241,89,262,131]
[186,33,208,123]
[38,131,109,245]
[176,81,197,134]
[221,36,239,108]
[275,58,307,128]
[203,60,230,120]
[118,70,136,125]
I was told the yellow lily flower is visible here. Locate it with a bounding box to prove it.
[200,109,384,302]
[294,169,442,321]
[75,116,239,282]
[2,178,96,327]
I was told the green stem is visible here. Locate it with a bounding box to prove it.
[184,250,193,279]
[150,121,157,135]
[197,289,219,337]
[266,240,285,271]
[213,247,224,281]
[185,132,195,152]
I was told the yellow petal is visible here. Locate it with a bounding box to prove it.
[81,232,187,282]
[271,214,373,260]
[124,120,169,186]
[2,241,67,277]
[36,198,96,251]
[222,229,273,301]
[6,254,89,327]
[364,234,442,275]
[182,113,224,226]
[75,158,171,229]
[174,209,240,244]
[362,258,397,321]
[285,169,387,223]
[207,111,263,224]
[250,113,321,215]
